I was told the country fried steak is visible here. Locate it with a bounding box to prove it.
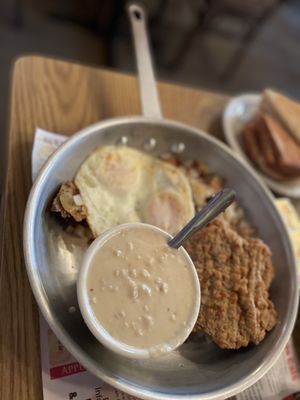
[185,219,277,349]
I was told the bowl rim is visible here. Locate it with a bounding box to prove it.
[77,222,201,360]
[23,115,299,400]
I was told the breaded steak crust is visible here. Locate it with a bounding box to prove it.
[185,219,277,349]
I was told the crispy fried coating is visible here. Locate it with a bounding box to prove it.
[185,219,277,349]
[51,181,87,222]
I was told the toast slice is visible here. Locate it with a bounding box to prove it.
[242,114,300,179]
[261,89,300,145]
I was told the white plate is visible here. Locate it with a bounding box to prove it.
[223,94,300,198]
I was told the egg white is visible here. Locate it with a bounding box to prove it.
[75,145,195,237]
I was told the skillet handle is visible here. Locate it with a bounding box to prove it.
[127,3,162,119]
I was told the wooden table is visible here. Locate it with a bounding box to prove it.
[0,55,298,399]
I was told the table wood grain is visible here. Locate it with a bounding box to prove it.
[0,55,229,400]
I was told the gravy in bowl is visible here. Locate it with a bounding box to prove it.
[78,223,201,358]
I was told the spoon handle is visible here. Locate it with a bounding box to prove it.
[168,188,236,249]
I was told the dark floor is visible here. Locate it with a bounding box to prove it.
[1,0,300,139]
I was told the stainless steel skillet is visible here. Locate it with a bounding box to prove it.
[23,3,298,400]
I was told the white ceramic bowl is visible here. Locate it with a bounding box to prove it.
[77,222,201,359]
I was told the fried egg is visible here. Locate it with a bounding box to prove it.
[75,145,195,237]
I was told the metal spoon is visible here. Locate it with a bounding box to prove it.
[168,188,236,249]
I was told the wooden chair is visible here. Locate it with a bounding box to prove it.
[166,0,286,80]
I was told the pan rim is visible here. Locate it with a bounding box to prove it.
[23,115,298,400]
